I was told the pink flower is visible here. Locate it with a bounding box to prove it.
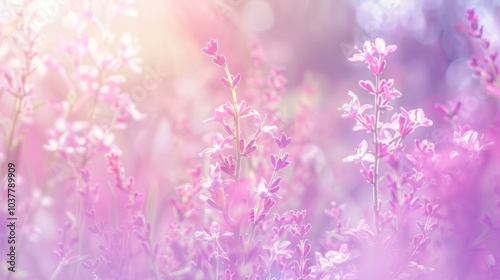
[237,100,254,118]
[378,127,402,157]
[324,244,357,265]
[250,197,276,223]
[105,148,133,194]
[254,110,278,135]
[376,79,402,111]
[202,163,230,191]
[248,178,282,199]
[451,127,493,154]
[343,140,375,164]
[348,41,375,62]
[199,133,234,159]
[349,38,397,75]
[352,113,377,132]
[126,192,144,211]
[220,73,241,88]
[391,107,433,138]
[194,221,232,241]
[203,104,228,124]
[213,54,226,68]
[201,39,218,57]
[269,66,288,92]
[263,240,293,260]
[373,38,397,56]
[339,91,372,119]
[466,8,483,38]
[415,139,436,158]
[290,224,312,239]
[274,132,293,149]
[359,80,376,93]
[270,153,290,171]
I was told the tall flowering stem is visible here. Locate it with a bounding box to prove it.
[341,38,432,239]
[198,39,294,278]
[3,1,38,164]
[372,74,381,237]
[223,65,242,179]
[202,39,243,179]
[466,7,500,95]
[345,39,398,237]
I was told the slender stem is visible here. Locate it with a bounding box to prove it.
[223,66,242,180]
[87,69,105,123]
[4,97,23,162]
[3,21,35,276]
[49,259,66,280]
[247,224,256,251]
[372,74,381,239]
[73,195,83,279]
[4,27,34,162]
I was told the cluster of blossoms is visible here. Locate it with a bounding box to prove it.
[1,0,40,165]
[466,7,500,96]
[337,38,443,278]
[340,38,433,234]
[42,0,143,185]
[189,39,300,279]
[332,12,498,276]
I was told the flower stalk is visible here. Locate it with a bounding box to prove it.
[372,74,381,238]
[223,65,242,179]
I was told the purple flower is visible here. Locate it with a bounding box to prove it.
[373,38,397,56]
[251,197,276,223]
[359,80,376,93]
[248,178,282,199]
[316,244,359,270]
[203,104,229,124]
[391,107,433,138]
[343,140,374,164]
[237,100,254,118]
[290,224,312,239]
[270,153,290,171]
[199,133,234,159]
[126,191,144,211]
[194,221,233,242]
[466,8,483,38]
[274,132,293,149]
[451,127,493,155]
[263,240,293,260]
[349,38,397,75]
[105,148,133,194]
[339,91,372,119]
[213,54,226,68]
[220,73,242,88]
[435,101,461,120]
[202,163,230,191]
[254,110,278,135]
[201,39,218,57]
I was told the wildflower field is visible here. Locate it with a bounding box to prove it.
[0,0,499,279]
